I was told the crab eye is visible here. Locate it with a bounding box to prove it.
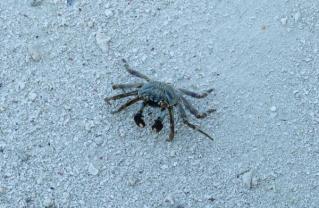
[159,101,168,108]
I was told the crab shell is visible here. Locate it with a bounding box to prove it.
[138,81,180,108]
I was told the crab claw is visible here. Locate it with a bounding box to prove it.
[152,119,163,132]
[134,113,145,128]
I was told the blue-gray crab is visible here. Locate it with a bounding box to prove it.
[105,59,215,141]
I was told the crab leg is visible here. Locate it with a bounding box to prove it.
[104,90,138,104]
[134,102,147,127]
[181,96,216,119]
[151,108,166,133]
[112,83,144,90]
[179,88,214,99]
[111,97,142,114]
[177,104,214,141]
[122,59,151,81]
[167,107,175,141]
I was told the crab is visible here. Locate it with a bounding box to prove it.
[105,59,216,141]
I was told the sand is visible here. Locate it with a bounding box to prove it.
[0,0,318,207]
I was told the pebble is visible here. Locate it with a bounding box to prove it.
[28,92,37,101]
[95,31,111,53]
[208,196,215,202]
[94,136,104,146]
[19,151,31,162]
[294,12,301,22]
[164,194,175,205]
[30,0,43,7]
[42,197,55,208]
[16,81,26,91]
[280,17,288,25]
[161,164,168,170]
[303,57,312,62]
[169,150,176,157]
[28,46,41,62]
[88,163,99,175]
[270,112,277,118]
[242,170,257,189]
[118,127,126,137]
[67,0,75,6]
[104,9,113,17]
[0,187,7,194]
[0,106,6,113]
[270,106,277,112]
[87,20,95,28]
[85,120,95,131]
[127,176,140,186]
[141,54,147,62]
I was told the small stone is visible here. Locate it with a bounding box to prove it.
[88,163,99,175]
[85,120,95,131]
[31,0,43,7]
[87,20,95,28]
[303,57,312,62]
[36,176,43,184]
[43,198,56,208]
[280,17,288,25]
[208,196,215,202]
[266,184,276,191]
[164,194,175,205]
[141,54,147,62]
[0,187,7,194]
[270,106,277,112]
[16,81,26,91]
[28,92,37,101]
[104,2,111,9]
[270,112,277,118]
[104,9,113,17]
[251,176,258,187]
[19,152,31,162]
[242,170,255,189]
[96,31,111,53]
[169,150,176,157]
[128,176,140,186]
[294,12,300,22]
[161,164,168,170]
[28,46,41,62]
[118,127,126,137]
[67,0,75,6]
[0,105,6,112]
[94,136,104,146]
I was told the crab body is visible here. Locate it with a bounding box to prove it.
[105,59,215,141]
[138,81,179,108]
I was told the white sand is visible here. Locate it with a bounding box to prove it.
[0,0,318,207]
